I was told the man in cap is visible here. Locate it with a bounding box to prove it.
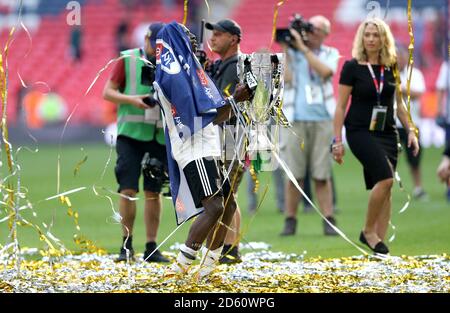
[103,22,169,263]
[204,19,244,264]
[205,19,242,92]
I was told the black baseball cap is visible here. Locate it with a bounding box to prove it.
[205,19,241,40]
[147,22,165,48]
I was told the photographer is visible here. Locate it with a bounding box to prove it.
[103,22,169,263]
[279,15,339,237]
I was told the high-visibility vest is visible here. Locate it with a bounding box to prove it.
[117,48,165,144]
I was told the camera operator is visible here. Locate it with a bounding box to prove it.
[279,15,340,237]
[103,22,169,263]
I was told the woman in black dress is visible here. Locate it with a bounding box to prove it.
[332,18,419,254]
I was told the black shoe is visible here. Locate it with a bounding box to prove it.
[372,241,389,254]
[359,231,368,245]
[116,247,135,262]
[280,217,297,236]
[323,216,338,236]
[359,231,389,254]
[143,248,170,263]
[219,245,242,264]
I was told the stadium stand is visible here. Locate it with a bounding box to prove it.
[0,0,447,128]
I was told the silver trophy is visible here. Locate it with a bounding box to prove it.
[237,52,288,155]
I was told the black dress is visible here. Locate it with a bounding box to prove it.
[339,58,399,189]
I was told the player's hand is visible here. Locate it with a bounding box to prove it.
[232,84,251,102]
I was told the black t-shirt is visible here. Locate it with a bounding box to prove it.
[209,54,239,125]
[209,54,239,96]
[339,58,397,132]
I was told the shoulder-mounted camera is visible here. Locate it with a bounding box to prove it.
[275,14,314,48]
[141,153,171,197]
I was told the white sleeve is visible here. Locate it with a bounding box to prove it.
[436,62,448,90]
[410,68,426,93]
[320,47,339,74]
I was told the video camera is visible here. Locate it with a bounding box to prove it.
[141,153,171,198]
[194,19,208,68]
[275,14,314,47]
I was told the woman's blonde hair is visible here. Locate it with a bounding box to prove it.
[351,18,397,66]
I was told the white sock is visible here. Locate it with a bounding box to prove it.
[176,244,198,267]
[169,244,198,274]
[200,246,222,268]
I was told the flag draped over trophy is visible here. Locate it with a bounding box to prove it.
[153,21,225,225]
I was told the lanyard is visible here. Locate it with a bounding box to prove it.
[307,49,319,82]
[367,63,384,106]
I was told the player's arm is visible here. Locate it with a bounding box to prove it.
[213,84,249,125]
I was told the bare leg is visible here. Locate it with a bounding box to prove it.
[144,191,161,243]
[284,179,303,218]
[184,194,225,251]
[375,192,391,241]
[224,205,240,246]
[206,193,237,250]
[314,178,333,217]
[119,189,137,237]
[363,178,393,247]
[171,194,227,276]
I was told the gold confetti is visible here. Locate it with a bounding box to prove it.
[0,251,448,292]
[270,0,287,48]
[182,0,188,25]
[73,152,88,177]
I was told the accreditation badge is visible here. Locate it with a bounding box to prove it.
[305,84,324,105]
[369,105,387,131]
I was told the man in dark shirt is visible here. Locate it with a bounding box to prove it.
[207,20,240,94]
[205,19,244,264]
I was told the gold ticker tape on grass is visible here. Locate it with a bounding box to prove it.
[0,249,448,292]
